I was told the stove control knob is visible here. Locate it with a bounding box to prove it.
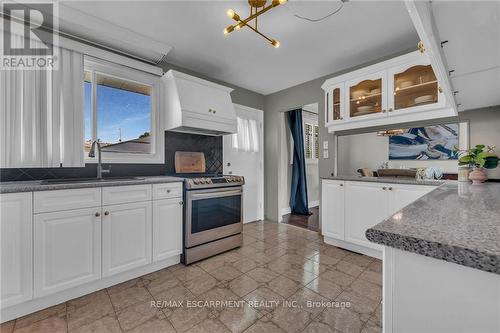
[205,178,211,184]
[193,179,200,185]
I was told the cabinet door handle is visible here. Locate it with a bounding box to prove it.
[167,189,171,193]
[104,211,110,216]
[382,109,387,113]
[179,201,184,205]
[340,117,344,120]
[382,187,387,190]
[388,108,393,112]
[213,110,216,114]
[339,184,343,187]
[208,109,212,113]
[388,187,393,191]
[95,212,100,217]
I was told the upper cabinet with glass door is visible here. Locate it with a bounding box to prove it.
[346,71,387,120]
[321,51,454,132]
[325,84,344,125]
[388,62,445,114]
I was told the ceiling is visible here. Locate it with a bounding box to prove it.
[432,1,500,111]
[60,1,419,95]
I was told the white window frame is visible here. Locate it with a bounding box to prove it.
[302,112,319,164]
[84,56,163,164]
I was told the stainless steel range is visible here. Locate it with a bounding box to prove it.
[182,174,245,264]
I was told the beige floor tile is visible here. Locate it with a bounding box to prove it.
[69,315,121,333]
[228,274,260,297]
[128,317,176,333]
[372,304,382,326]
[244,320,286,333]
[288,288,328,316]
[308,253,341,268]
[141,268,174,283]
[107,278,144,295]
[184,273,218,296]
[208,265,243,282]
[320,246,350,260]
[335,261,365,278]
[305,277,343,300]
[246,267,279,283]
[243,286,284,310]
[267,276,300,298]
[196,255,228,272]
[108,285,153,312]
[197,286,239,308]
[302,259,329,275]
[116,300,165,331]
[153,285,196,305]
[0,320,14,333]
[14,303,66,330]
[144,273,181,296]
[218,302,258,333]
[67,291,115,331]
[229,257,258,273]
[361,318,382,333]
[282,267,318,286]
[185,319,230,333]
[172,265,206,282]
[342,253,373,268]
[367,260,382,274]
[271,306,314,333]
[265,258,295,274]
[348,279,382,302]
[320,308,364,333]
[13,315,67,333]
[167,306,209,332]
[302,321,336,333]
[320,269,356,287]
[358,270,382,286]
[335,292,378,322]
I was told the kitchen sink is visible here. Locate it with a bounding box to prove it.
[40,177,145,185]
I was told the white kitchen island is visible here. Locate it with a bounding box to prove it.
[366,183,500,333]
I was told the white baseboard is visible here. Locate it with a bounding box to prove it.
[323,236,382,259]
[1,256,180,323]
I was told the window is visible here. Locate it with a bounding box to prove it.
[303,123,319,161]
[232,117,260,153]
[83,58,162,163]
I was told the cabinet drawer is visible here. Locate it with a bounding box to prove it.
[153,183,183,200]
[102,185,152,205]
[34,188,101,213]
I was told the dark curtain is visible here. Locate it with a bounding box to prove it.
[287,109,310,215]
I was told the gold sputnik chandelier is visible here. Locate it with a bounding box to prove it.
[223,0,287,48]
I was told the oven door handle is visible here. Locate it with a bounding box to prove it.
[188,188,242,200]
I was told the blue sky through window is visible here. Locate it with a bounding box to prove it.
[84,81,151,145]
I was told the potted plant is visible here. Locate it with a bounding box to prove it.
[456,145,499,184]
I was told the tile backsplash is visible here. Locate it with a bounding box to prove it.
[0,131,223,182]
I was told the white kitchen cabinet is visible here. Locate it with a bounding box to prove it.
[1,193,32,308]
[102,185,152,206]
[34,207,101,297]
[345,182,387,251]
[321,180,437,257]
[102,201,152,277]
[153,198,183,262]
[321,51,455,132]
[388,183,436,216]
[321,180,345,240]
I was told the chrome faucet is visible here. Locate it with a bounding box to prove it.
[88,140,111,179]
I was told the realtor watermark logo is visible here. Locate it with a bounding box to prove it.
[1,1,58,69]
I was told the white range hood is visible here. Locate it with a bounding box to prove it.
[162,70,237,136]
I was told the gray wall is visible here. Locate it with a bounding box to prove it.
[336,107,500,179]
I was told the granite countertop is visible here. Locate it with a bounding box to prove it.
[322,175,446,186]
[0,176,185,193]
[366,182,500,275]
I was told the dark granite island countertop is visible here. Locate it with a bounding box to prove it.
[366,182,500,274]
[0,176,185,193]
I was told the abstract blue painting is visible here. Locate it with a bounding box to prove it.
[389,124,459,160]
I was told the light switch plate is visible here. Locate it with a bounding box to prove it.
[323,141,329,150]
[323,150,329,159]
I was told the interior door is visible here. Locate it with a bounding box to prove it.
[223,105,264,223]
